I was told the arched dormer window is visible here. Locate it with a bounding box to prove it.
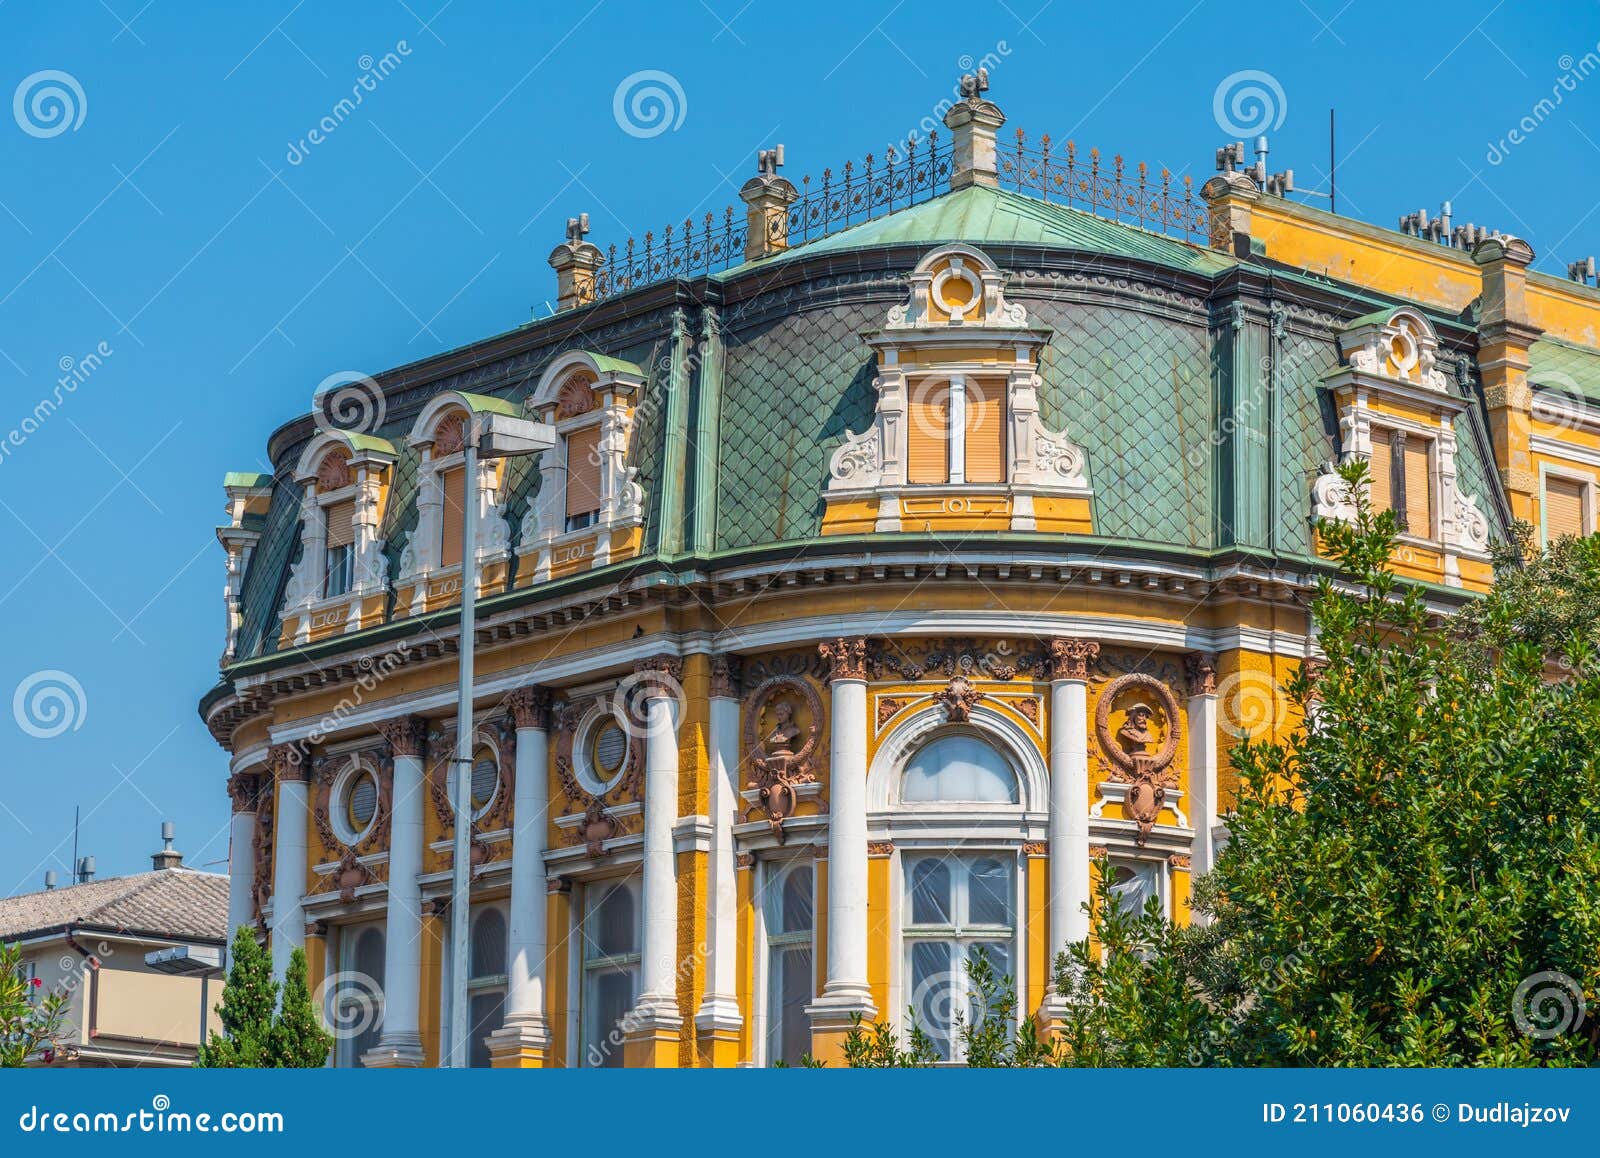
[1312,305,1492,586]
[395,393,517,616]
[516,351,647,584]
[823,244,1092,536]
[280,432,396,646]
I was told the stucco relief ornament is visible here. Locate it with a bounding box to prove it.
[331,847,371,903]
[1095,672,1181,846]
[933,674,984,723]
[1454,490,1490,552]
[1311,461,1356,523]
[741,676,825,842]
[827,425,883,488]
[819,637,869,682]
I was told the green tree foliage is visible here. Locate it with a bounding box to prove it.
[0,942,69,1067]
[270,948,334,1067]
[837,462,1600,1067]
[1055,461,1600,1066]
[196,928,332,1068]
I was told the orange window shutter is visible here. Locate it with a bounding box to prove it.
[566,425,603,518]
[1404,438,1432,534]
[963,380,1006,484]
[324,500,356,550]
[906,385,950,484]
[440,467,465,567]
[1367,434,1393,513]
[1546,476,1587,540]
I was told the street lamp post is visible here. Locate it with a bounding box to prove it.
[445,409,554,1068]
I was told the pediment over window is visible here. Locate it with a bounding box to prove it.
[885,244,1030,331]
[821,245,1091,536]
[1330,306,1453,396]
[517,351,649,585]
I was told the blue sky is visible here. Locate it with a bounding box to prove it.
[0,0,1596,893]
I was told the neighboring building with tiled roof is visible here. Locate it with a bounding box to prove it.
[198,75,1600,1069]
[3,838,228,1067]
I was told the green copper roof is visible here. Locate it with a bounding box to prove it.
[1530,338,1600,402]
[589,353,644,377]
[455,391,522,418]
[719,184,1234,278]
[223,471,274,489]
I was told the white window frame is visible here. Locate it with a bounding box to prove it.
[465,902,509,1068]
[895,848,1022,1064]
[332,921,385,1068]
[753,857,816,1067]
[574,875,641,1068]
[1539,462,1596,547]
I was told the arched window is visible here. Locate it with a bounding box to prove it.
[902,734,1019,804]
[467,906,508,1068]
[580,878,640,1067]
[763,861,814,1066]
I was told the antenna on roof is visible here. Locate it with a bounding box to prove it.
[1568,256,1597,286]
[44,869,57,890]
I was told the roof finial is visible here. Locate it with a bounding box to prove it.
[958,66,989,101]
[565,213,591,244]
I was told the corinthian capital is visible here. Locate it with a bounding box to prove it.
[506,686,553,730]
[819,637,869,682]
[377,715,429,759]
[1047,637,1099,682]
[266,742,309,783]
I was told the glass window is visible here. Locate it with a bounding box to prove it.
[346,770,378,834]
[902,853,1016,1061]
[764,862,814,1066]
[1107,859,1163,919]
[335,924,385,1067]
[467,906,508,1068]
[470,749,498,814]
[902,735,1018,804]
[323,544,353,598]
[580,878,640,1067]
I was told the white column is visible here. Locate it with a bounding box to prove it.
[366,717,426,1066]
[695,658,743,1043]
[1047,639,1098,975]
[635,661,683,1024]
[808,638,875,1028]
[1185,654,1220,886]
[225,771,259,938]
[267,745,309,986]
[490,688,553,1063]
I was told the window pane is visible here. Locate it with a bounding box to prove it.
[1403,437,1432,535]
[906,381,950,484]
[471,908,506,978]
[768,945,813,1066]
[910,940,956,1060]
[908,858,952,925]
[902,735,1018,803]
[1109,861,1160,917]
[468,991,505,1069]
[347,772,377,829]
[566,425,603,518]
[1368,432,1393,512]
[966,857,1013,926]
[1547,476,1588,541]
[470,754,498,810]
[966,941,1012,1038]
[440,466,466,567]
[354,926,384,986]
[587,882,636,958]
[779,865,813,935]
[585,968,634,1068]
[964,379,1006,484]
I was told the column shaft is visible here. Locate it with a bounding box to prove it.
[367,730,425,1067]
[490,695,552,1066]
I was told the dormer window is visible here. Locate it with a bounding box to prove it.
[517,352,648,584]
[395,395,518,616]
[1312,306,1492,587]
[323,498,355,597]
[280,433,397,645]
[822,244,1091,535]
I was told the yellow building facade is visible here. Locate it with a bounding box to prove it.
[203,77,1600,1067]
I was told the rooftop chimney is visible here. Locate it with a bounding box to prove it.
[547,214,602,312]
[76,855,95,884]
[151,820,183,870]
[944,68,1004,190]
[740,144,799,262]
